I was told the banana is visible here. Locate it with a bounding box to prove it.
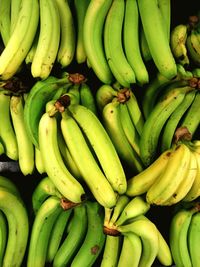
[10,0,22,34]
[27,196,63,267]
[39,111,86,204]
[139,85,195,167]
[100,235,121,267]
[102,99,144,174]
[0,90,18,160]
[169,207,198,267]
[23,75,71,148]
[0,175,21,197]
[188,210,200,267]
[53,204,88,267]
[0,0,11,46]
[34,147,46,175]
[55,0,75,68]
[137,0,177,79]
[161,89,197,152]
[67,103,127,195]
[186,28,200,66]
[119,103,140,156]
[192,67,200,78]
[60,109,117,208]
[158,0,171,41]
[0,0,39,80]
[10,94,35,176]
[184,150,200,201]
[0,187,29,267]
[126,148,172,196]
[104,0,136,87]
[115,196,150,226]
[32,176,63,214]
[118,216,159,267]
[146,143,191,205]
[117,233,142,267]
[31,0,60,79]
[0,141,4,156]
[123,0,149,85]
[125,89,145,136]
[74,0,90,64]
[83,0,113,84]
[170,24,190,67]
[139,23,152,62]
[70,201,106,267]
[163,150,197,206]
[0,210,7,267]
[46,208,72,263]
[79,82,98,115]
[95,84,117,112]
[181,91,200,136]
[25,30,39,65]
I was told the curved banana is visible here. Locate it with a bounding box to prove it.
[34,147,46,175]
[102,99,144,174]
[0,0,39,80]
[161,89,197,152]
[139,23,152,62]
[118,233,142,267]
[31,0,60,79]
[10,0,22,34]
[146,143,191,205]
[83,0,113,84]
[169,207,198,267]
[115,196,150,226]
[10,94,35,176]
[100,235,121,267]
[46,208,72,263]
[79,82,98,115]
[139,85,195,167]
[68,103,127,195]
[0,210,7,266]
[158,0,171,40]
[186,29,200,67]
[0,90,18,160]
[170,24,190,67]
[0,0,11,46]
[32,176,63,214]
[39,112,86,204]
[60,109,117,208]
[53,204,88,267]
[0,175,21,197]
[70,201,106,267]
[95,84,117,112]
[119,103,140,156]
[27,196,63,267]
[74,0,90,64]
[123,0,149,85]
[104,0,136,87]
[188,211,200,267]
[55,0,75,68]
[0,187,29,267]
[137,0,177,79]
[126,148,172,196]
[118,216,159,267]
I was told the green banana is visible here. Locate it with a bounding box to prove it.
[53,204,88,267]
[70,201,106,267]
[137,0,177,79]
[95,84,117,112]
[139,84,195,167]
[83,0,113,84]
[60,109,117,208]
[0,0,39,80]
[34,147,46,174]
[186,28,200,66]
[55,0,75,68]
[0,0,11,46]
[104,0,136,87]
[158,0,171,40]
[27,196,63,267]
[10,94,35,175]
[10,0,22,34]
[0,210,7,267]
[79,82,98,115]
[123,0,149,85]
[68,103,127,195]
[39,112,86,204]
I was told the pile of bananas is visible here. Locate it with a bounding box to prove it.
[0,0,200,267]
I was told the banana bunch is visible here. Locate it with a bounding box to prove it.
[140,74,199,167]
[170,11,200,69]
[96,83,144,176]
[0,175,29,267]
[101,195,173,267]
[169,201,200,267]
[127,140,200,206]
[28,179,106,267]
